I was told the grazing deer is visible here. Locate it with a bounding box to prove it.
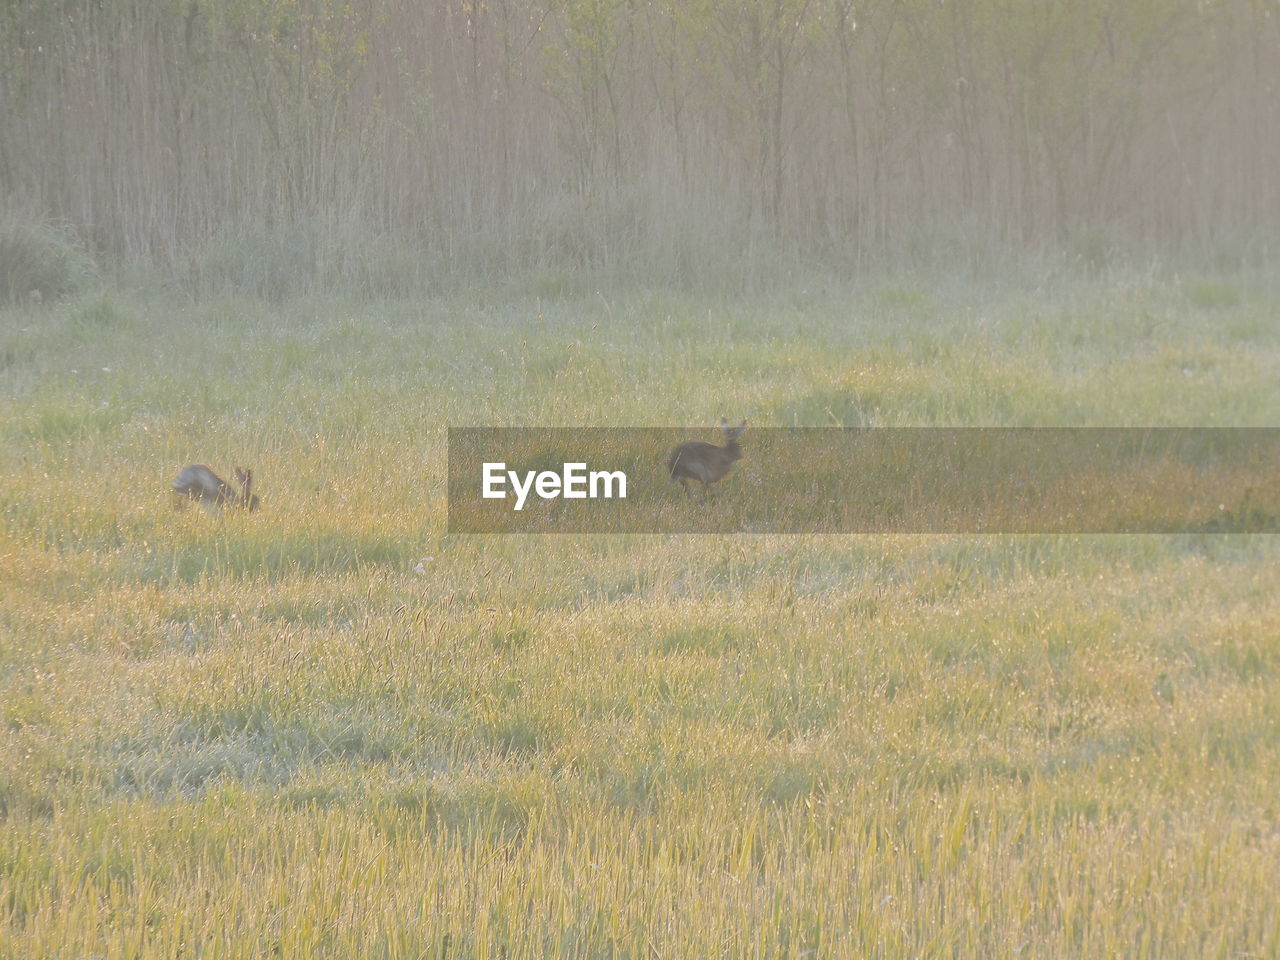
[172,465,259,512]
[666,419,747,498]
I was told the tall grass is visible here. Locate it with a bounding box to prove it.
[3,1,1278,268]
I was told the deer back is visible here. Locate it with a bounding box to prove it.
[667,438,742,484]
[173,465,236,505]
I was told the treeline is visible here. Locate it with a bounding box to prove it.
[1,0,1277,274]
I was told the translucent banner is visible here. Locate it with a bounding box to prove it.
[447,428,1280,534]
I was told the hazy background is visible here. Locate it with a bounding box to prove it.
[4,5,1280,956]
[2,0,1278,292]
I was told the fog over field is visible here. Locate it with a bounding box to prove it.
[1,2,1278,957]
[3,0,1278,277]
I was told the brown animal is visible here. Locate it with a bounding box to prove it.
[172,465,259,512]
[666,419,747,498]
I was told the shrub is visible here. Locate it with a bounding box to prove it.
[0,216,96,305]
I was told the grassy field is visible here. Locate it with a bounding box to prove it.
[1,265,1278,957]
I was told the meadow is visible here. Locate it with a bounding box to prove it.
[1,263,1278,957]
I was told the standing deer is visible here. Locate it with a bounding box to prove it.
[172,465,259,512]
[666,419,747,498]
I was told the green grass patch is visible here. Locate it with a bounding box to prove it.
[0,265,1278,957]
